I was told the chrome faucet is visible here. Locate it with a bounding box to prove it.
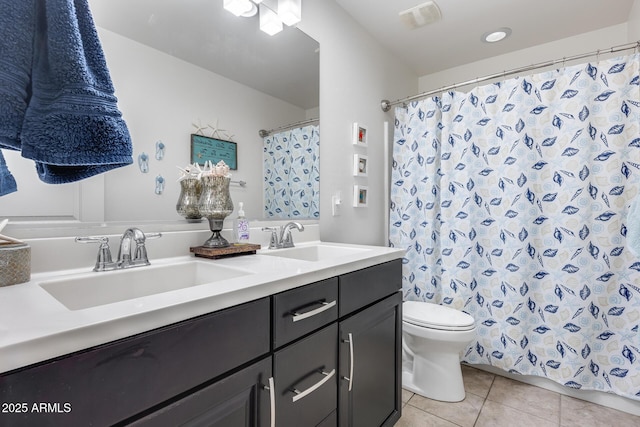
[280,222,304,248]
[117,227,158,268]
[262,222,304,249]
[76,228,162,271]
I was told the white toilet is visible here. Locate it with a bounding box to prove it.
[402,301,476,402]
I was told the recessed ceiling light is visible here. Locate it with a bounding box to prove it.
[482,27,512,43]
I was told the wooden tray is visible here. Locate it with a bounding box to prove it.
[190,243,261,260]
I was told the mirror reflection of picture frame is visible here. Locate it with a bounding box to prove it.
[352,123,368,146]
[353,154,368,177]
[190,134,238,169]
[353,185,368,207]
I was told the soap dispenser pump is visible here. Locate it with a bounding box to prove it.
[235,202,250,243]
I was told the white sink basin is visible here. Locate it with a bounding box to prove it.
[39,261,251,310]
[262,244,370,262]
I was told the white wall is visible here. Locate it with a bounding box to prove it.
[418,23,631,94]
[99,29,307,222]
[630,0,640,41]
[299,0,418,246]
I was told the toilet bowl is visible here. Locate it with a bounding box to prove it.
[402,301,476,402]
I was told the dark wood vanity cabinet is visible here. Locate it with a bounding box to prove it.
[0,258,402,427]
[269,259,402,427]
[0,298,271,427]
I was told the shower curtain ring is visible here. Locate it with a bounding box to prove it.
[596,49,601,62]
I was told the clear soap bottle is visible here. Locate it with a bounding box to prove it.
[234,202,250,243]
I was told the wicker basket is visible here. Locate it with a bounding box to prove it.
[0,242,31,287]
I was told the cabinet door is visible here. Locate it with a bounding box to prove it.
[130,357,273,427]
[338,292,402,427]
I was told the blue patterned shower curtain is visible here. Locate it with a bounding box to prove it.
[390,54,640,399]
[264,125,320,218]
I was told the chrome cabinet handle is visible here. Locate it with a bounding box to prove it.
[343,333,354,392]
[290,300,336,322]
[289,369,336,403]
[263,377,275,427]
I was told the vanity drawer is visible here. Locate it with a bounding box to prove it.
[273,277,338,348]
[274,323,338,427]
[0,297,270,427]
[339,259,402,317]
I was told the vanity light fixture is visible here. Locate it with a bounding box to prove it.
[278,0,301,26]
[259,4,283,35]
[482,27,512,43]
[223,0,302,36]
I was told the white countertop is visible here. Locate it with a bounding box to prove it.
[0,241,404,374]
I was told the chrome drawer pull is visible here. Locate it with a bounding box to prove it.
[342,333,354,391]
[290,369,336,403]
[290,300,336,322]
[263,377,276,427]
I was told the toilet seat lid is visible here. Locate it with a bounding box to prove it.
[403,301,475,330]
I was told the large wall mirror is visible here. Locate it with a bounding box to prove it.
[0,0,319,232]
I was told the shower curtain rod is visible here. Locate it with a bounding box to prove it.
[258,117,319,138]
[380,40,640,112]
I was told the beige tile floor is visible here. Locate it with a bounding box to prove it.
[397,365,640,427]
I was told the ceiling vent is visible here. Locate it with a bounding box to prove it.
[399,1,442,30]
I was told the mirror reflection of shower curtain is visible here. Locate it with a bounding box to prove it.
[390,53,640,400]
[264,125,319,218]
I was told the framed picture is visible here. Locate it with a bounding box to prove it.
[353,185,369,207]
[190,134,238,169]
[353,154,368,177]
[352,123,368,146]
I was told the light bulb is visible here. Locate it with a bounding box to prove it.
[278,0,301,26]
[223,0,254,17]
[260,4,283,36]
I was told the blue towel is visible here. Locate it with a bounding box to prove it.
[0,151,17,196]
[0,1,34,195]
[0,0,132,194]
[627,195,640,257]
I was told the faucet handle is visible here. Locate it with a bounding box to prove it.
[262,227,280,249]
[75,236,115,271]
[133,232,162,263]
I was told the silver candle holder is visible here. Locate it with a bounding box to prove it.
[198,175,234,248]
[176,177,202,221]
